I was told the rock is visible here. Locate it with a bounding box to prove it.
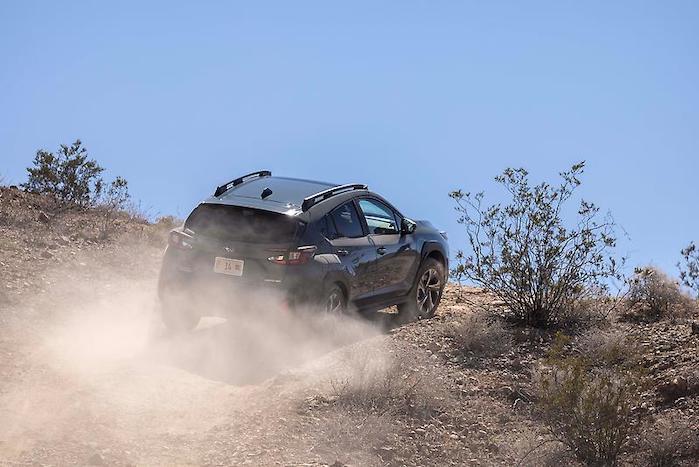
[37,211,50,224]
[376,446,395,460]
[57,236,70,246]
[657,376,689,401]
[41,250,54,259]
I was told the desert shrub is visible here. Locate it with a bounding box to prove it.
[642,418,699,467]
[536,334,645,467]
[450,162,623,328]
[449,312,512,358]
[329,347,443,419]
[154,215,181,231]
[23,140,105,207]
[134,215,183,246]
[576,329,641,369]
[316,412,394,465]
[98,176,130,239]
[678,242,699,297]
[626,267,695,322]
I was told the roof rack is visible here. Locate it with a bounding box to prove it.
[301,183,368,211]
[214,170,271,197]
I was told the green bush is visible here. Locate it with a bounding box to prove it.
[22,139,105,207]
[450,162,623,327]
[536,333,645,467]
[678,242,699,297]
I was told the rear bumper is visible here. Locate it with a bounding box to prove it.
[158,249,326,314]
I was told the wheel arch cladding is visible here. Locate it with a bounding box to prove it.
[422,244,447,270]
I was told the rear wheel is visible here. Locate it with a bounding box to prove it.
[323,284,347,315]
[399,257,445,320]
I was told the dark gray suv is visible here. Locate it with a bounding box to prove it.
[158,171,449,330]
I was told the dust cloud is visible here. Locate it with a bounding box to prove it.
[43,275,386,384]
[0,243,394,464]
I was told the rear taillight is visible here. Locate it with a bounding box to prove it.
[267,246,317,265]
[168,230,193,250]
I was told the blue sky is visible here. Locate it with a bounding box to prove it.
[2,1,698,276]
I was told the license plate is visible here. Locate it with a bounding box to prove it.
[213,257,244,276]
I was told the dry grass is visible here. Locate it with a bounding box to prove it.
[642,417,699,467]
[576,328,642,370]
[328,346,447,419]
[312,412,395,465]
[448,311,513,358]
[626,267,696,322]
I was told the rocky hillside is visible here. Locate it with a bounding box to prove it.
[0,188,697,466]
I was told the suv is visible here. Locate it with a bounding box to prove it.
[158,171,449,330]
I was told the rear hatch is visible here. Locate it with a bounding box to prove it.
[183,203,305,284]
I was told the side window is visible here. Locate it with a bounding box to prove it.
[358,199,399,235]
[318,215,338,240]
[329,202,365,239]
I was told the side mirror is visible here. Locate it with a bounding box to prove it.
[401,217,417,234]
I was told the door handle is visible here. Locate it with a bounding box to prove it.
[377,247,387,255]
[336,249,349,257]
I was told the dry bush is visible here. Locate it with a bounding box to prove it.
[98,176,130,239]
[576,329,641,370]
[642,417,699,467]
[449,312,512,358]
[139,216,182,246]
[154,215,181,231]
[315,412,394,465]
[329,347,446,419]
[512,435,577,467]
[536,334,645,466]
[626,267,695,322]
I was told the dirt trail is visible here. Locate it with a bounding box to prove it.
[0,240,400,466]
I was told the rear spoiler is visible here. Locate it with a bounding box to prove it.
[214,170,271,197]
[301,183,368,211]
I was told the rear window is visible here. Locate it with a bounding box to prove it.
[185,204,303,243]
[329,202,365,238]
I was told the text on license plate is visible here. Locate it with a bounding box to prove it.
[213,257,244,276]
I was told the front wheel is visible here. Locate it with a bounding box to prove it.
[398,258,445,321]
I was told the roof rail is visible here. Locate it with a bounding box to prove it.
[214,170,271,197]
[301,183,368,211]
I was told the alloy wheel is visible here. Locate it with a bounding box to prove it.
[416,268,442,317]
[325,289,344,314]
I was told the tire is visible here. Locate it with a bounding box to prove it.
[323,284,347,315]
[399,257,445,321]
[160,295,200,332]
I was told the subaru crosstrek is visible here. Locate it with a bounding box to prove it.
[158,171,449,330]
